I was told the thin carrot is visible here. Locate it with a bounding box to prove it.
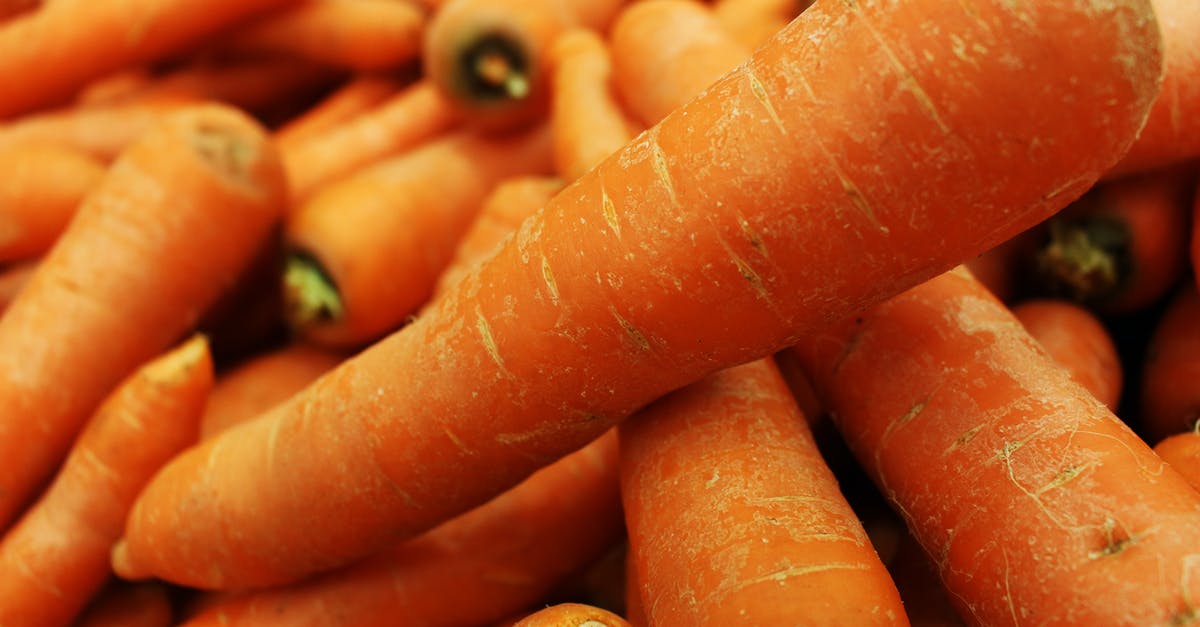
[513,603,630,627]
[788,268,1200,625]
[0,335,212,626]
[200,343,344,439]
[1141,283,1200,442]
[0,142,106,262]
[433,175,564,298]
[1011,298,1123,411]
[1107,0,1200,177]
[274,74,403,150]
[620,359,905,625]
[422,0,627,132]
[0,104,286,531]
[218,0,426,72]
[75,582,174,627]
[712,0,811,49]
[116,0,1163,589]
[174,432,623,626]
[0,258,36,316]
[0,0,296,118]
[609,0,750,127]
[284,125,552,348]
[549,28,639,182]
[282,79,461,200]
[1031,166,1193,314]
[1153,429,1200,493]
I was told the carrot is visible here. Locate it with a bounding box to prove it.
[0,105,285,531]
[1141,283,1200,442]
[200,343,344,439]
[274,74,403,150]
[116,0,1164,589]
[433,175,564,298]
[621,359,905,625]
[0,142,106,262]
[174,432,623,625]
[0,258,36,316]
[549,29,639,182]
[513,603,630,627]
[1031,166,1194,314]
[217,0,426,72]
[282,79,462,200]
[610,0,750,127]
[284,125,552,348]
[0,0,296,118]
[75,582,174,627]
[0,335,212,626]
[1153,429,1200,493]
[1107,0,1200,177]
[73,68,157,107]
[1011,298,1123,411]
[422,0,627,132]
[788,268,1200,625]
[712,0,811,49]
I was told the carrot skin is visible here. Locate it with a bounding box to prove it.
[119,0,1163,589]
[712,0,810,49]
[0,143,106,262]
[0,336,212,626]
[1011,299,1123,411]
[512,603,630,627]
[1141,283,1200,441]
[788,269,1200,626]
[275,75,403,150]
[1154,431,1200,493]
[0,105,286,531]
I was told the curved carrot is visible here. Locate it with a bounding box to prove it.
[1107,0,1200,177]
[0,0,295,118]
[513,603,630,627]
[1011,298,1123,411]
[200,343,344,439]
[0,142,106,262]
[621,359,905,625]
[1032,167,1193,314]
[610,0,750,127]
[75,581,174,627]
[549,29,639,182]
[218,0,426,72]
[174,432,623,626]
[117,0,1163,589]
[282,80,462,200]
[433,175,563,298]
[275,75,403,150]
[1153,429,1200,493]
[712,0,811,50]
[788,268,1200,625]
[0,105,286,531]
[422,0,627,132]
[0,336,212,626]
[284,125,552,348]
[1141,283,1200,442]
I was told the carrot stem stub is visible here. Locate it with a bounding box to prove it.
[282,251,344,328]
[464,34,532,101]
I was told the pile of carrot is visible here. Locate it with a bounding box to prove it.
[0,0,1198,625]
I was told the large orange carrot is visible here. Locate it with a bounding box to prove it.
[788,268,1200,625]
[1107,0,1200,177]
[174,432,623,626]
[218,0,425,72]
[274,75,403,150]
[433,175,563,298]
[0,0,296,118]
[75,581,173,627]
[712,0,811,49]
[284,125,552,348]
[0,95,199,161]
[282,80,461,200]
[1141,283,1200,441]
[0,142,106,262]
[1011,298,1123,411]
[0,105,285,531]
[513,603,630,627]
[200,343,344,439]
[610,0,750,127]
[621,359,905,625]
[0,336,212,626]
[423,0,627,132]
[117,0,1163,588]
[549,29,638,182]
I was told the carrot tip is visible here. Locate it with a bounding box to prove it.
[111,538,148,581]
[282,252,344,328]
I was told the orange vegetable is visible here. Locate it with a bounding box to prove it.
[0,336,212,626]
[1141,283,1200,442]
[1153,429,1200,493]
[513,603,630,627]
[0,105,285,531]
[1011,299,1123,411]
[712,0,811,49]
[788,269,1200,625]
[0,142,106,262]
[621,359,905,625]
[274,75,403,150]
[116,0,1162,589]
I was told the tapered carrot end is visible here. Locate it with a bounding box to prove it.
[141,334,213,385]
[111,538,149,581]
